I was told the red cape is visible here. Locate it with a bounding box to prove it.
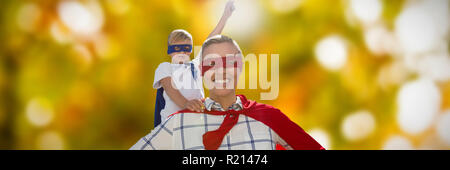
[170,94,325,150]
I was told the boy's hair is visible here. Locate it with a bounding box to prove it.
[201,35,242,57]
[168,29,193,45]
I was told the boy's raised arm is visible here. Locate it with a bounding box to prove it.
[194,0,235,64]
[207,0,235,39]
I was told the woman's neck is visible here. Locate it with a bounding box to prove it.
[210,92,236,110]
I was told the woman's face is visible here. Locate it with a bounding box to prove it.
[169,40,192,64]
[202,42,242,97]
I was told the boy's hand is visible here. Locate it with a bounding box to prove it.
[184,99,204,112]
[223,0,235,19]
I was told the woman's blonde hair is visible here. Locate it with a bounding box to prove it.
[168,29,193,45]
[201,35,242,57]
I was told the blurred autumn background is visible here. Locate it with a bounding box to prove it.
[0,0,449,150]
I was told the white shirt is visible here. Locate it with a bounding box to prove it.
[153,62,204,122]
[130,97,292,150]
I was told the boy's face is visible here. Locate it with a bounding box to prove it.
[169,40,192,64]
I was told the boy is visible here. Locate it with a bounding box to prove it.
[153,0,235,127]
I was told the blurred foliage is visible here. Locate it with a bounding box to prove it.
[0,0,448,149]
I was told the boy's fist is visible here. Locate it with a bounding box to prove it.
[223,0,235,19]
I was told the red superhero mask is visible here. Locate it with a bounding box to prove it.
[201,55,243,76]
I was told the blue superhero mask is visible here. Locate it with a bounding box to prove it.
[167,44,192,54]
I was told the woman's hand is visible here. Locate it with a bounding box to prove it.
[223,0,235,19]
[184,99,204,112]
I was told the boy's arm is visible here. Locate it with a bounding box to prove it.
[207,0,235,39]
[160,77,187,108]
[193,0,234,63]
[160,77,203,112]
